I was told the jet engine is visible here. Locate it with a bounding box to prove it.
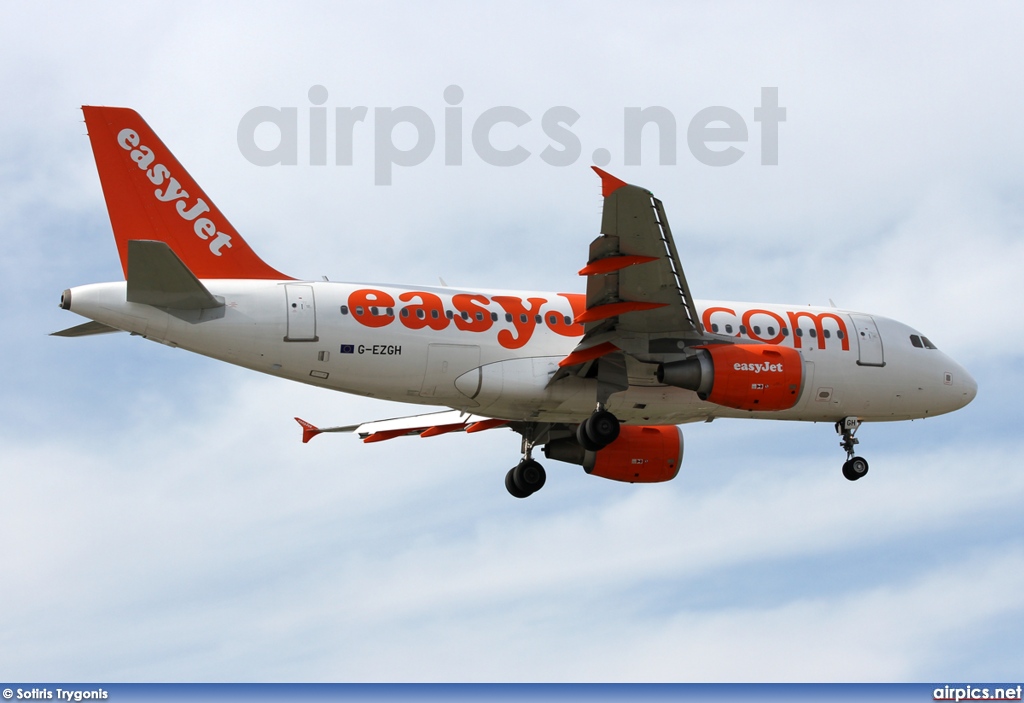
[544,425,683,483]
[657,344,803,411]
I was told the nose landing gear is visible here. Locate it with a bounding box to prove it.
[836,417,869,481]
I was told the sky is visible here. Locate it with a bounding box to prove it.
[1,0,1023,682]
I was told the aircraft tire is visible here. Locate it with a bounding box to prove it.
[842,457,869,481]
[586,410,620,448]
[513,459,546,495]
[506,468,532,498]
[577,422,603,452]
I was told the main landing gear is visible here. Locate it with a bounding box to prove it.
[505,458,546,498]
[576,408,620,452]
[836,416,869,481]
[504,409,622,498]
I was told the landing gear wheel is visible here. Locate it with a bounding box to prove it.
[842,456,869,481]
[579,410,620,450]
[576,422,602,452]
[513,459,546,494]
[836,417,869,482]
[505,468,531,498]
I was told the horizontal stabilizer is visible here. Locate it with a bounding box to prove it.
[127,240,223,310]
[50,320,121,337]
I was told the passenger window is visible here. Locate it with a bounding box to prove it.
[401,308,410,318]
[823,329,830,338]
[386,308,394,317]
[505,313,513,322]
[355,306,364,315]
[535,315,542,324]
[492,312,499,322]
[461,311,469,320]
[563,315,572,325]
[809,329,817,338]
[520,314,528,323]
[711,323,720,333]
[795,328,803,337]
[416,309,425,319]
[431,310,439,319]
[445,310,454,319]
[753,326,761,335]
[340,305,349,315]
[782,327,789,336]
[910,335,923,348]
[549,314,558,324]
[837,330,844,339]
[739,325,746,335]
[725,324,733,334]
[370,307,378,316]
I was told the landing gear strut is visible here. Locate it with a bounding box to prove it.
[836,417,869,481]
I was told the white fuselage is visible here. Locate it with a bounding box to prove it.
[65,279,977,425]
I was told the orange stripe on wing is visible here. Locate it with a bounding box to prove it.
[578,255,658,276]
[466,419,508,433]
[362,429,414,443]
[575,301,667,324]
[419,423,467,438]
[557,341,619,368]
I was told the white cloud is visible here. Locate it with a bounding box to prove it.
[1,372,1020,679]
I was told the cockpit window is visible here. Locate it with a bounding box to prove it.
[910,334,938,349]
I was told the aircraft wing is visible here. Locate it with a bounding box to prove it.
[555,168,713,381]
[295,410,508,444]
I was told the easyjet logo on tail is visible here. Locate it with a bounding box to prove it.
[116,128,233,256]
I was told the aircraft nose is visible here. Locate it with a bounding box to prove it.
[949,362,977,410]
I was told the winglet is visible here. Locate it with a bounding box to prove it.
[591,166,628,197]
[295,417,322,444]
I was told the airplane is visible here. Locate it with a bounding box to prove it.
[55,106,978,498]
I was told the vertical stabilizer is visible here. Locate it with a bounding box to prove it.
[82,106,291,280]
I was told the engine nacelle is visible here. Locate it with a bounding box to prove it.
[657,343,803,411]
[544,425,683,483]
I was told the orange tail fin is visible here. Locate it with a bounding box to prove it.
[83,106,290,280]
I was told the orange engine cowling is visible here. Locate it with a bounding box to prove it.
[543,425,683,483]
[657,343,803,411]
